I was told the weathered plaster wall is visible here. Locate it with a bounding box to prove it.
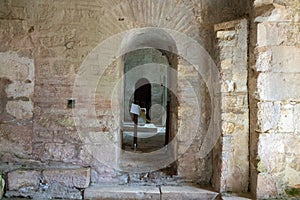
[251,0,300,198]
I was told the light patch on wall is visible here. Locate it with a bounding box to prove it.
[0,51,34,120]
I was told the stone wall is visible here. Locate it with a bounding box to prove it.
[250,0,300,198]
[1,0,289,199]
[0,0,210,187]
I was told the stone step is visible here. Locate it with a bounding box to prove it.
[84,185,219,200]
[84,185,160,200]
[123,125,158,133]
[221,194,252,200]
[161,186,219,200]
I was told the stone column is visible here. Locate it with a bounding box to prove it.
[214,19,250,193]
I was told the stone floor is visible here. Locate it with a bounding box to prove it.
[119,124,176,174]
[84,184,219,200]
[1,185,257,200]
[122,131,165,153]
[122,123,166,153]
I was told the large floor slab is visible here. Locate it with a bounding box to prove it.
[160,185,219,200]
[84,185,160,200]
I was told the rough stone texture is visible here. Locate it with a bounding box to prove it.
[6,100,33,120]
[160,185,218,200]
[0,0,299,199]
[258,73,300,101]
[214,19,249,193]
[0,51,34,120]
[0,124,33,159]
[5,167,90,199]
[7,169,41,191]
[251,0,300,198]
[256,46,300,73]
[256,173,280,199]
[84,185,160,200]
[5,183,82,200]
[176,59,213,184]
[43,167,90,188]
[0,51,34,162]
[257,102,281,132]
[0,0,247,173]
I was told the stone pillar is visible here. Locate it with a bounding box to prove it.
[214,19,249,193]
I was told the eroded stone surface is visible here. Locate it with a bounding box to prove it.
[258,73,300,101]
[5,183,82,200]
[6,100,33,120]
[161,185,218,200]
[5,167,90,199]
[43,167,90,188]
[215,19,249,193]
[257,173,280,199]
[7,170,41,191]
[257,102,281,132]
[84,185,160,200]
[0,1,299,200]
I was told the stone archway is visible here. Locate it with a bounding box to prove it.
[118,28,178,174]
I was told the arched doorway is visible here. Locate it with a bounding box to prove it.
[122,48,171,152]
[118,28,178,174]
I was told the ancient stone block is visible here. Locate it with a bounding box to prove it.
[33,130,53,143]
[7,169,41,191]
[257,101,281,132]
[258,134,300,178]
[6,100,33,120]
[161,185,218,200]
[0,124,32,157]
[256,46,300,72]
[283,135,300,155]
[257,173,280,199]
[256,47,272,72]
[43,167,90,188]
[5,182,83,200]
[257,22,300,46]
[5,81,34,99]
[294,104,300,134]
[258,73,300,101]
[43,143,77,162]
[84,185,160,200]
[255,3,298,22]
[0,51,34,81]
[254,0,274,7]
[278,103,294,132]
[38,182,82,199]
[284,166,300,188]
